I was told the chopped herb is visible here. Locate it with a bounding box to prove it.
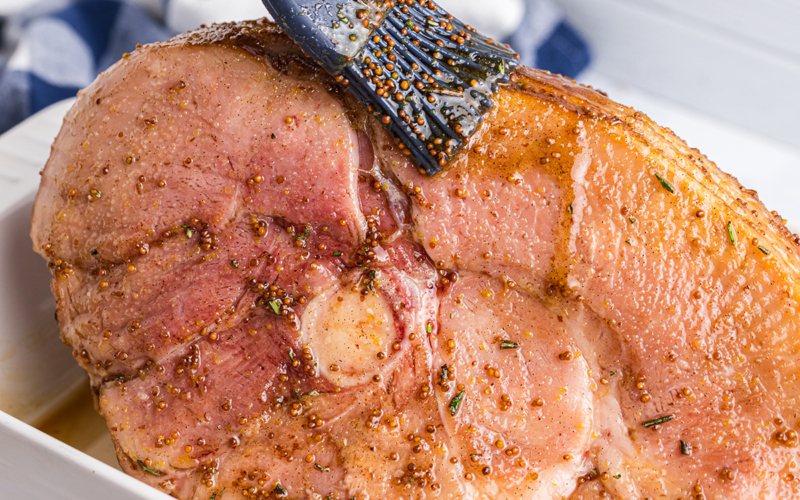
[680,440,692,456]
[333,252,342,257]
[408,477,415,482]
[293,389,301,400]
[297,225,310,240]
[449,390,465,416]
[210,488,225,500]
[269,299,282,315]
[230,260,239,268]
[274,484,287,497]
[314,463,330,472]
[499,60,506,75]
[368,269,377,280]
[440,364,449,383]
[589,469,598,476]
[653,171,675,194]
[727,222,737,246]
[642,415,675,428]
[271,133,276,139]
[500,340,519,350]
[307,389,320,397]
[186,228,194,238]
[758,245,771,255]
[610,371,616,376]
[137,460,161,476]
[288,349,295,361]
[613,474,621,479]
[625,239,632,245]
[227,335,233,340]
[629,217,636,223]
[568,204,573,214]
[426,322,433,334]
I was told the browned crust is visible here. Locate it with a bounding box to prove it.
[507,67,800,274]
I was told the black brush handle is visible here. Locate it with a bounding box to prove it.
[262,0,384,75]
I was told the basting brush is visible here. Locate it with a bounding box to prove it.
[261,0,519,175]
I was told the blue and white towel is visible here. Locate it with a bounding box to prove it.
[0,0,590,134]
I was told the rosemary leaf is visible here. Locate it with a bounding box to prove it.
[500,340,519,350]
[642,415,675,428]
[137,460,162,476]
[653,171,675,194]
[269,300,281,315]
[727,222,737,246]
[449,390,465,416]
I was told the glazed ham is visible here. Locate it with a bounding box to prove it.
[31,20,800,500]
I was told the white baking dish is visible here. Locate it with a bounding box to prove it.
[0,99,171,499]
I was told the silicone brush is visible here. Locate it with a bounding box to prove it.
[261,0,519,175]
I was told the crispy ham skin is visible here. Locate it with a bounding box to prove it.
[31,20,800,500]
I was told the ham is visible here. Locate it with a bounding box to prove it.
[31,20,800,500]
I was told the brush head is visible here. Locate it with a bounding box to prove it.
[263,0,519,175]
[342,0,519,175]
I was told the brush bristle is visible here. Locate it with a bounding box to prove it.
[339,0,519,175]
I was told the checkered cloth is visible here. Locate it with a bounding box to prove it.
[0,0,590,134]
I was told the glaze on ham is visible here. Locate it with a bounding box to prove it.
[31,20,800,500]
